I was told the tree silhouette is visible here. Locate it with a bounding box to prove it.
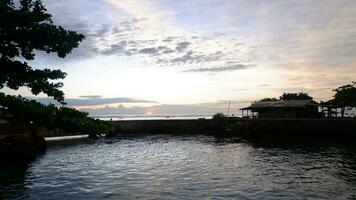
[257,97,279,102]
[0,0,112,137]
[279,92,313,100]
[256,93,313,102]
[325,81,356,117]
[332,82,356,107]
[0,0,84,103]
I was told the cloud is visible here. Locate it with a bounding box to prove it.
[138,47,159,54]
[36,0,256,72]
[259,84,271,87]
[80,102,247,116]
[78,95,102,98]
[175,42,190,52]
[183,63,254,73]
[162,36,182,43]
[28,96,156,106]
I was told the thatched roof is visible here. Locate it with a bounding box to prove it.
[241,100,319,110]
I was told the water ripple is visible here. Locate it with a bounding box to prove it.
[1,135,356,199]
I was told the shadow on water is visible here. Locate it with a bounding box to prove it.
[0,161,32,199]
[0,137,95,199]
[45,137,97,148]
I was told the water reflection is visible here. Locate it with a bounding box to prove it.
[1,135,356,199]
[0,163,30,199]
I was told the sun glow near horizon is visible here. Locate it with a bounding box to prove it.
[9,0,356,115]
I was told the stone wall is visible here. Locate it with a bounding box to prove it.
[110,118,356,141]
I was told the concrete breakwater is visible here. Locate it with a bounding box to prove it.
[110,118,356,141]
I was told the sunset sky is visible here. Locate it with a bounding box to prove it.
[5,0,356,116]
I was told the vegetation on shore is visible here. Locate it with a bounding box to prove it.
[321,81,356,117]
[212,112,227,119]
[0,0,112,137]
[0,93,112,138]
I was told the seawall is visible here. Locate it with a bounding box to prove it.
[110,119,218,134]
[0,120,46,163]
[110,118,356,141]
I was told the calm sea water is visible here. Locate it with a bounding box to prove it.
[95,115,213,121]
[1,135,356,199]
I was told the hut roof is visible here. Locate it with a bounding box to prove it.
[240,100,319,110]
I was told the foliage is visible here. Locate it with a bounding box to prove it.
[212,112,226,119]
[256,93,313,102]
[279,92,313,100]
[329,81,356,107]
[0,92,112,138]
[0,0,85,103]
[257,97,279,102]
[0,1,112,137]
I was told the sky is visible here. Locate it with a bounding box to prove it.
[5,0,356,116]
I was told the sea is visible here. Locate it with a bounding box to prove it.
[95,114,214,121]
[1,134,356,199]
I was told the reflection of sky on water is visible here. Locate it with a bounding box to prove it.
[1,135,356,199]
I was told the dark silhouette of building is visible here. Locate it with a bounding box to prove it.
[241,100,320,118]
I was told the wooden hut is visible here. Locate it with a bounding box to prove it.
[240,100,320,118]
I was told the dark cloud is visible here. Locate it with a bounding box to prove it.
[162,36,182,43]
[101,41,128,55]
[28,96,156,106]
[40,1,251,69]
[136,46,176,55]
[37,17,148,61]
[32,4,249,69]
[157,46,175,54]
[91,18,145,39]
[175,42,191,52]
[169,51,195,64]
[139,47,159,54]
[158,50,225,65]
[78,95,102,98]
[183,64,254,73]
[101,46,122,56]
[162,49,175,54]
